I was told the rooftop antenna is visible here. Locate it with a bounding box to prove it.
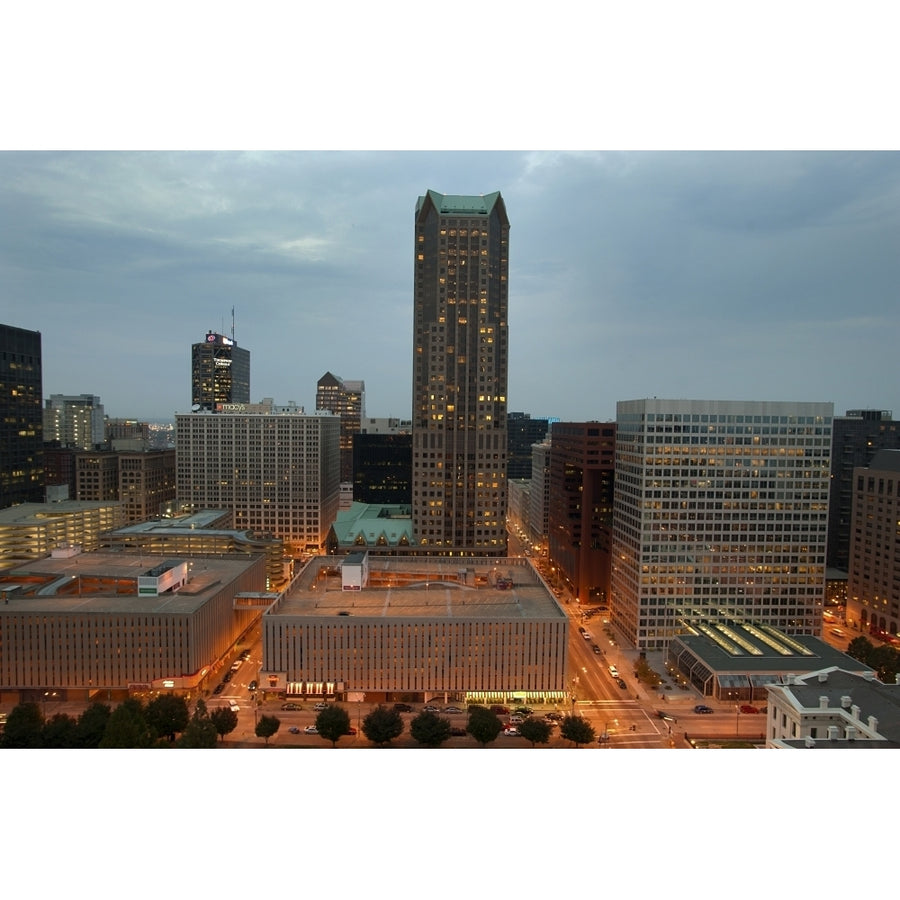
[232,306,235,343]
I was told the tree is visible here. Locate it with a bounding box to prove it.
[362,705,404,746]
[410,710,451,748]
[846,636,874,664]
[42,712,79,748]
[145,694,190,742]
[75,702,111,748]
[466,707,503,746]
[177,716,218,748]
[316,705,351,746]
[518,716,551,747]
[560,714,595,747]
[255,714,281,745]
[0,702,44,749]
[869,644,900,684]
[210,706,239,742]
[99,699,153,748]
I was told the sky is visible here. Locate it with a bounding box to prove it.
[3,150,899,423]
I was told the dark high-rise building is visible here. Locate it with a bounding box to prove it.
[507,412,550,479]
[828,409,900,571]
[548,422,616,604]
[316,372,365,483]
[191,332,250,412]
[353,433,412,504]
[412,190,509,555]
[1,324,44,509]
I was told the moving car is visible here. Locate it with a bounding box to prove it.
[314,702,327,711]
[831,628,846,637]
[582,630,593,640]
[616,678,627,690]
[281,702,301,711]
[656,710,676,722]
[423,705,441,713]
[288,726,300,734]
[393,703,413,712]
[544,711,563,721]
[503,727,520,737]
[591,644,602,654]
[304,725,319,734]
[514,706,533,716]
[508,715,525,725]
[694,705,714,714]
[490,705,510,715]
[443,706,463,713]
[248,680,258,692]
[740,705,760,714]
[608,665,619,678]
[450,727,468,737]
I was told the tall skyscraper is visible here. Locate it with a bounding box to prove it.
[611,399,833,650]
[191,331,250,411]
[316,372,365,482]
[43,394,105,449]
[411,190,509,556]
[507,412,550,479]
[0,323,44,509]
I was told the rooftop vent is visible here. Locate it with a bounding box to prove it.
[841,695,852,709]
[817,671,829,683]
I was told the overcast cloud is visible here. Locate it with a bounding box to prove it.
[2,150,898,423]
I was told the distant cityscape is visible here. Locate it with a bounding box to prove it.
[2,189,899,749]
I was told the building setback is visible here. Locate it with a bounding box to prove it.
[611,399,833,651]
[175,401,340,556]
[412,190,509,556]
[316,372,365,483]
[0,323,43,509]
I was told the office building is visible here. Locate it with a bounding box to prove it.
[0,548,266,703]
[262,554,567,704]
[191,331,250,411]
[175,400,340,556]
[828,409,900,571]
[529,439,552,555]
[412,190,510,556]
[316,372,365,483]
[611,399,833,651]
[0,324,43,509]
[352,432,412,504]
[43,394,104,450]
[846,449,900,639]
[507,412,549,479]
[548,422,616,604]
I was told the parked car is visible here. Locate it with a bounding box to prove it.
[345,727,357,735]
[617,678,627,689]
[304,725,319,734]
[230,660,242,672]
[513,706,533,716]
[450,727,468,737]
[578,626,586,634]
[240,649,251,660]
[694,705,714,714]
[508,715,525,725]
[223,671,233,683]
[314,702,327,711]
[213,683,225,695]
[393,703,413,712]
[544,711,563,721]
[740,705,760,714]
[423,705,441,713]
[489,705,510,715]
[288,726,300,734]
[503,727,520,737]
[443,706,463,713]
[281,702,301,711]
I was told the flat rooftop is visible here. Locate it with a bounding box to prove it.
[274,556,565,620]
[0,551,258,615]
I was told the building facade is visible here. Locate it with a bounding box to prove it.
[191,331,250,412]
[828,409,900,571]
[0,323,43,509]
[529,439,552,555]
[316,372,365,483]
[548,422,617,604]
[175,401,340,555]
[611,399,833,650]
[507,412,550,479]
[262,554,568,704]
[412,190,510,556]
[846,449,900,639]
[43,394,105,450]
[352,432,412,505]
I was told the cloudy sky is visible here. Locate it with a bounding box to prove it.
[2,150,899,423]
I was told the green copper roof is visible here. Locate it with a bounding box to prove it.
[416,189,503,217]
[331,502,414,548]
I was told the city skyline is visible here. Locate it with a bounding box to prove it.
[3,152,899,424]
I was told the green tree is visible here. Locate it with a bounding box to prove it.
[466,707,503,746]
[0,702,44,748]
[560,714,596,747]
[42,712,79,748]
[316,705,351,746]
[177,716,218,748]
[846,636,874,664]
[255,714,281,745]
[75,701,111,748]
[869,644,900,684]
[100,699,153,748]
[361,705,404,746]
[210,706,239,742]
[145,694,190,742]
[518,716,551,747]
[410,710,451,748]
